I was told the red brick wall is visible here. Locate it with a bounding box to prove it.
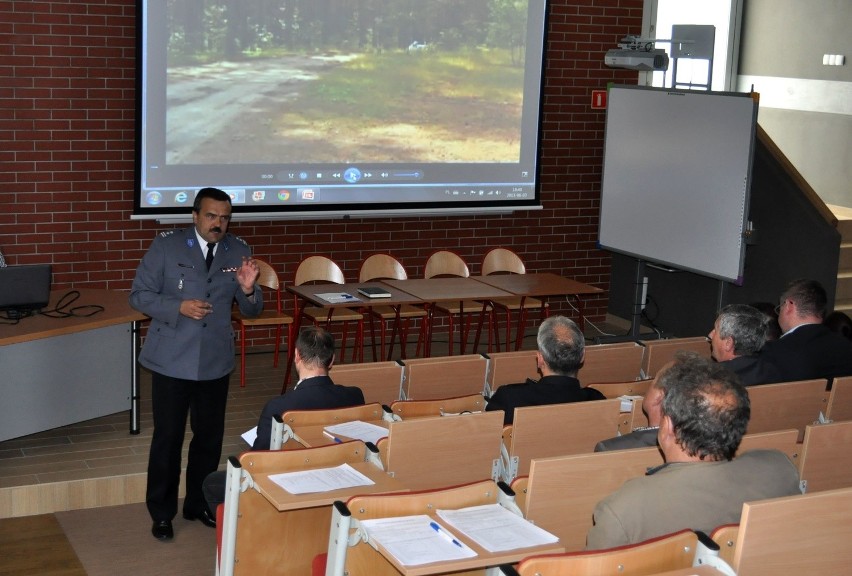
[1,0,643,347]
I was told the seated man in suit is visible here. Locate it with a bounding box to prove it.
[586,352,800,550]
[201,326,364,514]
[709,303,782,386]
[761,279,852,382]
[485,315,604,425]
[594,367,667,452]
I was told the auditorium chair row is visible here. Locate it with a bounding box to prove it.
[329,335,713,406]
[218,411,852,576]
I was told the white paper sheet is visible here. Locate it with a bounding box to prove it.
[437,504,558,552]
[268,463,375,494]
[323,420,388,444]
[359,515,477,566]
[241,426,257,446]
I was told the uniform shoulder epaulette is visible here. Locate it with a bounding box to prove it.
[232,235,249,247]
[159,230,176,238]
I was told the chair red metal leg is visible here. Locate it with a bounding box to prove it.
[368,313,379,362]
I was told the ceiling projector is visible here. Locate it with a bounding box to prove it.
[605,36,670,71]
[605,48,669,71]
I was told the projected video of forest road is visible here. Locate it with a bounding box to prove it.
[163,0,531,166]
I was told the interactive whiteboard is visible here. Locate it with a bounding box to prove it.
[598,85,758,283]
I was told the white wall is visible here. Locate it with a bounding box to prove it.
[738,0,852,207]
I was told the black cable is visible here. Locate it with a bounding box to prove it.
[641,294,665,338]
[38,290,105,319]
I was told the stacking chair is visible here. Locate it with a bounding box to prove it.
[231,258,293,388]
[422,250,488,355]
[293,255,364,364]
[476,247,548,352]
[358,254,426,361]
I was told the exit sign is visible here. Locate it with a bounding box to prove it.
[591,89,608,109]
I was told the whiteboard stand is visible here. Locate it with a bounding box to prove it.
[629,259,648,340]
[595,259,660,344]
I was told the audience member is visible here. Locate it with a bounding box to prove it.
[586,352,800,549]
[485,315,604,425]
[201,326,364,512]
[594,367,666,452]
[824,310,852,341]
[708,304,782,385]
[761,279,852,381]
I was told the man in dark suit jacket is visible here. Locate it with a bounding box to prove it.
[761,279,852,382]
[252,326,365,450]
[202,326,364,511]
[485,315,604,425]
[595,369,665,452]
[709,304,782,386]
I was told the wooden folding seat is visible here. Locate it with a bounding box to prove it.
[638,336,711,378]
[389,392,485,419]
[270,403,392,449]
[746,378,828,440]
[581,341,646,384]
[502,529,700,576]
[825,375,852,422]
[330,360,405,405]
[731,486,852,575]
[375,410,504,490]
[797,420,852,493]
[500,399,627,482]
[402,354,489,400]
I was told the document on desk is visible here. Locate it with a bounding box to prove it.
[315,292,362,304]
[323,420,388,444]
[437,504,559,552]
[359,515,477,566]
[268,463,375,495]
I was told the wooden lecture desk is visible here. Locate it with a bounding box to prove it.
[472,272,604,349]
[285,281,424,384]
[382,277,513,356]
[0,288,146,442]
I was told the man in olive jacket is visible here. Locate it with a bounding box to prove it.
[587,352,800,549]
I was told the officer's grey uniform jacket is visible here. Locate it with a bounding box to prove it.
[130,227,263,381]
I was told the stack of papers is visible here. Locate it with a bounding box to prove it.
[323,420,388,444]
[268,463,375,495]
[359,515,477,566]
[436,504,559,552]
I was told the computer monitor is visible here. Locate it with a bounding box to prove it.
[0,264,52,318]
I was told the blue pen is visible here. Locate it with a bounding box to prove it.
[430,521,463,548]
[322,430,343,443]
